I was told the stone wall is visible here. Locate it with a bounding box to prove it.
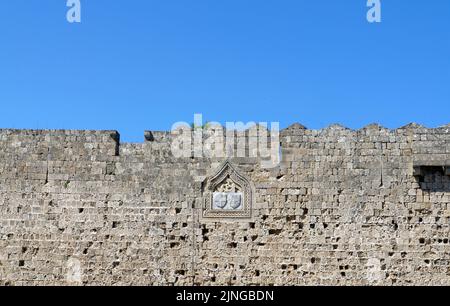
[0,123,449,285]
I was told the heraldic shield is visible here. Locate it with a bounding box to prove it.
[203,160,254,219]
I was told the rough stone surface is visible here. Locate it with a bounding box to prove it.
[0,124,449,286]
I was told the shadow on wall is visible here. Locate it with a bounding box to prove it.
[414,166,450,192]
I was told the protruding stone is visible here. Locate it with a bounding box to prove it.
[325,123,350,131]
[110,131,120,146]
[281,123,307,136]
[144,131,155,142]
[360,123,388,131]
[398,123,427,130]
[285,123,307,130]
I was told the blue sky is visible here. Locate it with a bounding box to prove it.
[1,1,449,142]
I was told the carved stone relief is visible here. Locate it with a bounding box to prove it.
[203,160,253,218]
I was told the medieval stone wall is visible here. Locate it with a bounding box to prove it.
[0,124,449,285]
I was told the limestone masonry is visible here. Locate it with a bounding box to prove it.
[0,123,449,285]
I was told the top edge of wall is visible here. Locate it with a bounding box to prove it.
[0,122,449,143]
[144,122,450,139]
[0,129,120,142]
[281,122,450,133]
[0,128,119,135]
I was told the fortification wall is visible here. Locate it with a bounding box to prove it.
[0,124,449,285]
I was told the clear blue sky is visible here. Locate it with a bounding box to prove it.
[1,1,449,142]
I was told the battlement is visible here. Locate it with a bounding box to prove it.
[2,121,449,144]
[0,124,449,285]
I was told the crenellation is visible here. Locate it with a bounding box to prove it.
[0,125,449,285]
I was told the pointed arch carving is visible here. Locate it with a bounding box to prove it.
[203,160,254,218]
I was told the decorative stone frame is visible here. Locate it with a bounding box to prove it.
[203,160,254,219]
